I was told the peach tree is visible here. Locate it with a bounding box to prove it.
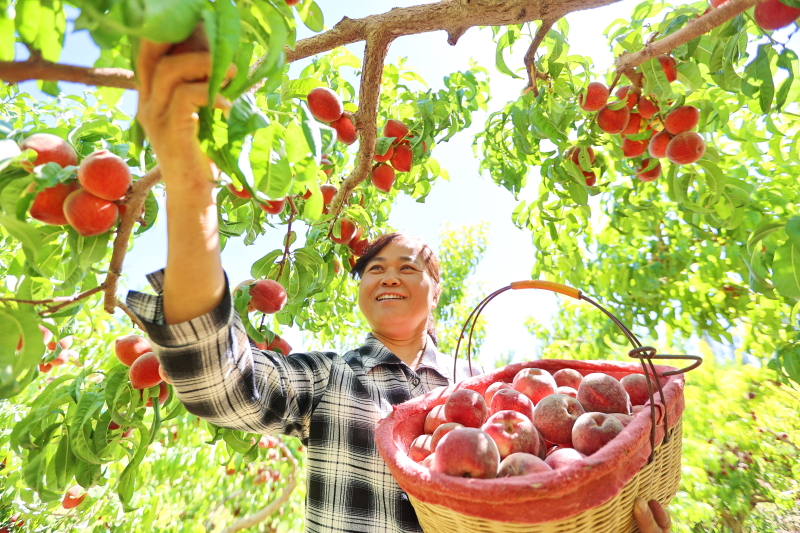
[0,0,799,530]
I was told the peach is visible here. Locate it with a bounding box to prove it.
[572,412,625,455]
[583,170,597,187]
[544,447,586,470]
[320,154,334,176]
[445,389,488,428]
[39,363,52,373]
[115,334,152,367]
[481,410,539,459]
[666,131,706,165]
[596,105,631,135]
[129,351,162,390]
[266,335,292,355]
[610,413,634,427]
[63,189,119,237]
[632,404,646,415]
[78,150,132,201]
[622,136,650,158]
[636,159,662,182]
[390,143,413,172]
[532,393,585,446]
[578,82,609,112]
[553,368,582,389]
[307,87,344,123]
[227,183,252,199]
[754,0,800,30]
[648,130,673,159]
[512,368,557,405]
[430,422,464,450]
[320,184,337,205]
[331,217,357,244]
[51,348,76,366]
[29,180,80,225]
[556,386,578,399]
[349,233,370,257]
[158,363,172,384]
[621,111,642,136]
[565,146,595,168]
[497,452,551,477]
[259,197,286,215]
[383,119,409,144]
[19,133,78,172]
[332,115,358,145]
[420,453,436,469]
[249,279,288,314]
[658,55,678,83]
[489,388,534,421]
[371,163,396,193]
[424,404,447,434]
[483,382,513,406]
[664,105,700,135]
[576,373,630,414]
[621,373,651,406]
[637,97,658,119]
[144,381,170,407]
[433,427,500,478]
[286,0,300,5]
[39,325,54,348]
[374,144,394,163]
[533,427,547,459]
[409,434,433,462]
[61,486,86,509]
[615,85,639,109]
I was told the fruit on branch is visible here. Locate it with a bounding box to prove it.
[371,163,396,193]
[51,348,76,366]
[158,363,172,384]
[483,381,513,406]
[596,105,631,135]
[320,154,334,176]
[349,232,370,257]
[636,159,662,182]
[572,412,625,455]
[553,368,583,389]
[166,23,210,55]
[445,389,488,428]
[622,135,651,158]
[383,119,409,144]
[532,393,586,446]
[256,334,293,355]
[390,143,413,172]
[664,105,700,135]
[332,115,358,145]
[63,189,120,237]
[19,133,78,172]
[513,368,557,405]
[129,351,162,390]
[249,279,288,314]
[621,112,642,137]
[565,146,596,168]
[576,373,630,414]
[615,86,639,109]
[657,55,678,83]
[308,87,344,123]
[648,130,673,159]
[374,144,394,163]
[331,217,357,244]
[227,183,252,199]
[489,388,534,421]
[259,197,286,215]
[285,0,300,6]
[78,150,132,201]
[497,453,551,477]
[61,486,86,509]
[430,422,464,449]
[710,0,728,7]
[144,381,170,407]
[115,334,152,367]
[578,82,609,112]
[481,410,539,459]
[39,363,52,373]
[637,97,658,119]
[583,171,597,187]
[666,131,706,165]
[320,184,337,205]
[28,180,80,225]
[754,0,800,30]
[620,374,651,406]
[432,427,500,478]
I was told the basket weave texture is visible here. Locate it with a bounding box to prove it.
[375,359,686,531]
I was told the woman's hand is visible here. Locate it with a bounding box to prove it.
[633,498,671,533]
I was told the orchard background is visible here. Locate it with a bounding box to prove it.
[1,0,800,531]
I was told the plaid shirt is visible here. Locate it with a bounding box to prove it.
[126,269,483,533]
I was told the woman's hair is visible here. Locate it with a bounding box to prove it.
[351,232,441,346]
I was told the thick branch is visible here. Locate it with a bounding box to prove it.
[524,18,558,96]
[615,0,763,73]
[0,57,136,89]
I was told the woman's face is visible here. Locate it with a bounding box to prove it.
[358,240,438,339]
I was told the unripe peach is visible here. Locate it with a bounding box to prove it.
[227,183,252,199]
[596,105,630,134]
[331,217,357,244]
[666,131,706,165]
[249,279,288,314]
[383,119,409,144]
[61,486,86,509]
[28,180,80,225]
[578,82,609,112]
[320,184,337,205]
[390,143,413,172]
[78,150,132,201]
[307,87,344,123]
[259,198,286,215]
[636,159,662,182]
[63,189,120,237]
[754,0,800,30]
[129,351,162,389]
[115,334,152,367]
[664,105,700,135]
[332,115,358,145]
[374,144,394,163]
[371,163,395,193]
[615,85,639,109]
[657,55,678,83]
[19,133,78,172]
[637,97,659,119]
[648,130,673,159]
[621,112,642,137]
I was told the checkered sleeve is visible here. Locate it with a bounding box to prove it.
[125,269,334,441]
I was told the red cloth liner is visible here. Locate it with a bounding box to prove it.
[375,359,685,524]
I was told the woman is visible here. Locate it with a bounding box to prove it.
[131,39,671,533]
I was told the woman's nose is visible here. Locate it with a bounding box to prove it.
[380,272,400,286]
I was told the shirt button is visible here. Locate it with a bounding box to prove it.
[411,378,420,386]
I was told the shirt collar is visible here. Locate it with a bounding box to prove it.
[358,333,448,378]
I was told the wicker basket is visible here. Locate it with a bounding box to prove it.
[375,281,701,533]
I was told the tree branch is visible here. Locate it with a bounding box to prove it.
[41,284,107,314]
[615,0,764,73]
[0,57,136,89]
[115,299,147,331]
[523,18,558,96]
[276,196,298,282]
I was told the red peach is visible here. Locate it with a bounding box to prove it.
[658,55,678,83]
[553,368,582,389]
[632,405,646,415]
[249,280,288,314]
[409,434,433,462]
[433,427,500,478]
[583,170,597,187]
[622,136,650,158]
[227,183,252,199]
[420,453,436,469]
[166,23,209,55]
[129,352,162,390]
[572,412,625,455]
[63,189,120,237]
[349,233,370,258]
[664,105,700,135]
[489,388,535,421]
[371,163,396,193]
[621,112,642,137]
[424,404,447,434]
[78,149,132,201]
[565,146,596,168]
[259,198,286,215]
[445,389,488,428]
[666,131,706,165]
[320,184,337,205]
[390,143,413,172]
[373,144,394,163]
[578,82,609,112]
[544,447,587,470]
[61,486,86,509]
[637,97,659,119]
[19,133,78,172]
[576,373,630,414]
[615,85,639,109]
[754,0,800,30]
[483,381,513,408]
[621,374,651,406]
[383,119,409,144]
[29,180,80,225]
[481,410,539,459]
[512,368,557,405]
[331,217,357,244]
[430,422,464,450]
[145,381,169,407]
[648,130,673,159]
[596,105,631,135]
[497,452,551,477]
[158,363,172,384]
[532,393,586,446]
[636,159,662,182]
[115,334,152,367]
[556,386,578,399]
[332,115,358,145]
[307,87,344,123]
[610,413,634,427]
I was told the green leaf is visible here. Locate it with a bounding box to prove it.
[281,78,325,102]
[773,241,800,300]
[785,216,800,249]
[747,221,785,253]
[139,0,206,43]
[298,0,324,32]
[0,0,15,60]
[207,0,240,106]
[495,29,522,79]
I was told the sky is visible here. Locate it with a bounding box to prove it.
[16,0,760,366]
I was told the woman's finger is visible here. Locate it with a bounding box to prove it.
[633,497,668,533]
[649,499,672,531]
[148,52,212,118]
[136,40,172,102]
